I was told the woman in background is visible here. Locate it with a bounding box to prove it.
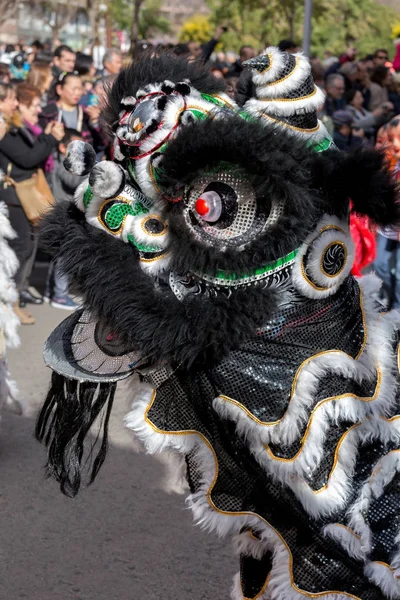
[0,83,63,324]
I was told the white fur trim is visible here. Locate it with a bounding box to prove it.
[139,252,171,277]
[322,524,365,561]
[231,572,244,600]
[254,54,312,98]
[213,271,400,519]
[292,215,354,299]
[124,385,364,599]
[74,179,90,212]
[245,86,325,117]
[365,562,400,600]
[250,47,293,85]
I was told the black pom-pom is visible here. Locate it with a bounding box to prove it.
[175,82,191,96]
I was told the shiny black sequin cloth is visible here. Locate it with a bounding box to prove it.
[141,276,400,598]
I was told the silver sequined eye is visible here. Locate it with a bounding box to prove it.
[184,169,283,249]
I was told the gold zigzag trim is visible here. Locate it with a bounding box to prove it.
[143,390,364,599]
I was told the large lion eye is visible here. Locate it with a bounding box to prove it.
[183,168,283,249]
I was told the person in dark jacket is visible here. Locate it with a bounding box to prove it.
[0,82,64,324]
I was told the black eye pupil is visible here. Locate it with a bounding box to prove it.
[145,218,165,234]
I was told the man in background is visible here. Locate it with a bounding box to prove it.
[103,49,122,76]
[52,45,76,78]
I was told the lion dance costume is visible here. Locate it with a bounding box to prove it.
[36,49,400,599]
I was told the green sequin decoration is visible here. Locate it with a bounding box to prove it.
[214,249,299,281]
[309,137,334,153]
[127,234,159,253]
[105,203,133,230]
[189,109,208,121]
[83,187,93,209]
[200,93,227,107]
[104,201,148,231]
[238,110,256,123]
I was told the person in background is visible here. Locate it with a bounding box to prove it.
[0,82,64,324]
[373,118,400,308]
[52,45,75,79]
[15,82,56,309]
[74,52,96,93]
[45,128,86,310]
[324,74,346,115]
[91,37,106,73]
[30,40,44,61]
[322,50,338,71]
[368,65,393,112]
[375,122,390,151]
[40,73,103,151]
[278,39,298,53]
[332,110,364,151]
[226,76,239,100]
[389,72,400,115]
[187,26,227,62]
[311,63,325,89]
[27,62,53,105]
[338,61,360,92]
[0,64,10,84]
[373,49,389,68]
[227,45,256,78]
[344,89,387,137]
[102,49,122,76]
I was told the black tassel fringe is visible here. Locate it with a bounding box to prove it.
[35,372,117,498]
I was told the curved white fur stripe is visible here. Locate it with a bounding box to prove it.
[322,524,365,561]
[213,272,399,517]
[231,573,244,600]
[365,562,400,600]
[250,47,292,86]
[254,55,312,99]
[74,179,90,212]
[124,388,363,600]
[245,86,325,117]
[347,450,400,555]
[139,252,171,277]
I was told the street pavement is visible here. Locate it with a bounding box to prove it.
[1,297,235,600]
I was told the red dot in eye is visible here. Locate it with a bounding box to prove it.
[195,198,209,216]
[106,333,115,342]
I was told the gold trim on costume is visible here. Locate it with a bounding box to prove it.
[371,561,400,579]
[267,56,299,87]
[140,251,170,263]
[329,524,361,540]
[320,241,348,279]
[261,112,320,134]
[259,53,273,74]
[143,391,363,599]
[218,286,367,429]
[98,197,131,236]
[264,367,381,494]
[268,88,317,103]
[301,226,349,291]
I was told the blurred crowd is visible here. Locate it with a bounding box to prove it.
[0,36,400,327]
